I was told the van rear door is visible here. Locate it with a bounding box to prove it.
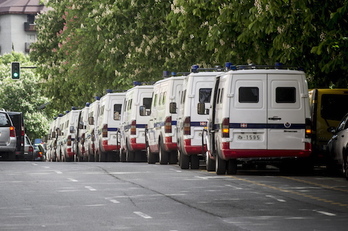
[267,74,305,150]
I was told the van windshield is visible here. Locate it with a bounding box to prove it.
[321,94,348,121]
[0,113,11,127]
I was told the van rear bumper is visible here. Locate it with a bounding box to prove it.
[182,139,206,155]
[101,140,120,152]
[221,148,312,159]
[130,138,145,150]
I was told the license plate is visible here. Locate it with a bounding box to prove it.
[237,134,261,140]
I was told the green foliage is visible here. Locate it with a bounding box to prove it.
[31,0,348,113]
[0,52,54,140]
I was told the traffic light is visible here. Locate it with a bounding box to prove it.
[11,62,20,79]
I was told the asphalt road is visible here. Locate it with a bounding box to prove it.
[0,161,347,231]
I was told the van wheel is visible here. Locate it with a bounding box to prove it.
[227,159,238,175]
[190,155,199,169]
[169,151,178,164]
[159,143,169,165]
[146,145,156,164]
[120,149,126,162]
[179,150,189,169]
[126,149,135,162]
[215,154,227,175]
[206,153,216,171]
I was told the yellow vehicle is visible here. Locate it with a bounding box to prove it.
[309,89,348,164]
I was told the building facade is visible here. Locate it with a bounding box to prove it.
[0,0,45,55]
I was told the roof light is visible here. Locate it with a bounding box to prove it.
[191,65,199,73]
[106,89,113,93]
[133,81,142,86]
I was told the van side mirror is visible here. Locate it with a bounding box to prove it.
[169,102,177,114]
[327,126,336,133]
[197,102,206,115]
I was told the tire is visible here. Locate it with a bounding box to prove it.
[227,159,238,175]
[126,148,135,162]
[206,153,216,171]
[169,151,178,164]
[120,149,126,162]
[215,154,227,175]
[190,155,199,169]
[179,150,189,169]
[159,142,169,165]
[146,145,156,164]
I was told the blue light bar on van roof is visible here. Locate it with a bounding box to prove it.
[133,81,142,86]
[85,102,90,107]
[95,96,101,100]
[106,89,113,93]
[71,106,77,110]
[191,65,200,73]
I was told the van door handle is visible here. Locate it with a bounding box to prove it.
[268,117,281,120]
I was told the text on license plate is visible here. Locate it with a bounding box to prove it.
[237,134,261,140]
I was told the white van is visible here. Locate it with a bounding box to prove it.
[56,109,81,162]
[120,85,153,162]
[85,99,100,161]
[146,75,185,164]
[97,91,126,161]
[76,103,90,161]
[202,66,312,174]
[47,114,63,161]
[176,69,225,169]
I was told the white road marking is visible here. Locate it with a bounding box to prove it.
[134,211,152,219]
[109,199,120,204]
[55,171,63,174]
[67,178,78,182]
[225,184,243,190]
[266,195,286,202]
[85,186,97,191]
[314,210,336,216]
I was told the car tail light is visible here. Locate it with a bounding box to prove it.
[38,151,43,157]
[165,116,172,133]
[102,124,108,137]
[67,135,72,146]
[9,126,16,137]
[222,118,230,138]
[305,118,312,138]
[131,120,136,135]
[29,146,34,153]
[184,117,191,135]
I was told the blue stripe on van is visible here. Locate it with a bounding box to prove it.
[154,121,177,128]
[229,123,306,129]
[107,128,119,132]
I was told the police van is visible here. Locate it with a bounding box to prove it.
[120,84,153,162]
[201,65,312,175]
[46,115,62,161]
[97,91,126,161]
[76,103,90,161]
[146,75,185,164]
[56,108,81,162]
[176,67,226,169]
[85,98,100,161]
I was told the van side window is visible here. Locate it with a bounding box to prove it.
[216,89,221,104]
[321,94,348,121]
[162,92,167,105]
[114,104,122,120]
[182,90,186,104]
[199,88,212,103]
[220,88,224,104]
[127,99,132,111]
[153,94,158,107]
[100,105,105,116]
[276,87,296,103]
[239,87,259,103]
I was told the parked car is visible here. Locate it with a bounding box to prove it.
[24,135,34,160]
[0,110,17,160]
[33,143,46,161]
[327,113,348,180]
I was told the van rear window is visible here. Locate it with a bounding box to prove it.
[199,88,212,103]
[143,98,152,110]
[276,87,296,103]
[114,104,122,120]
[239,87,259,103]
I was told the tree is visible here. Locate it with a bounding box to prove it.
[0,52,54,140]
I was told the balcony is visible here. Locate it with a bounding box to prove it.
[24,22,36,32]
